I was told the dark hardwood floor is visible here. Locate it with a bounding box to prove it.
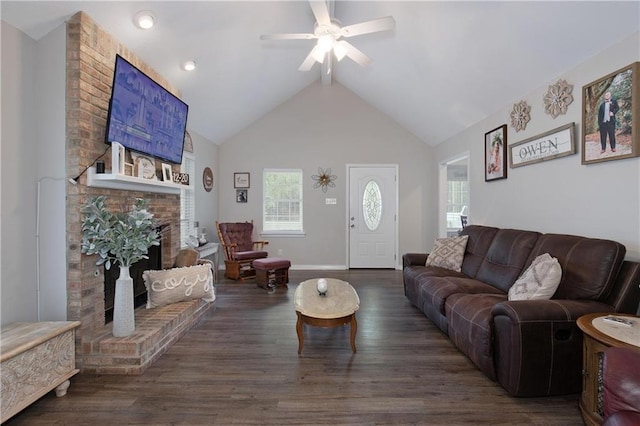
[7,270,583,425]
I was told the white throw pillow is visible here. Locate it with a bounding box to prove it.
[143,264,215,309]
[508,253,562,301]
[425,235,469,272]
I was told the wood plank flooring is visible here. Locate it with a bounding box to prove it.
[5,270,583,425]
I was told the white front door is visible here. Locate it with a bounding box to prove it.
[348,165,397,268]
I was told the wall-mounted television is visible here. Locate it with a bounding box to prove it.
[105,54,188,164]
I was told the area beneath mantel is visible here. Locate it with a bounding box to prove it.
[81,300,214,375]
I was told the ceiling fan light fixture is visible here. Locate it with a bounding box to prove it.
[333,41,348,61]
[134,11,156,30]
[316,34,335,53]
[311,47,326,64]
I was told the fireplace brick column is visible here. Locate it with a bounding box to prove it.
[65,11,198,374]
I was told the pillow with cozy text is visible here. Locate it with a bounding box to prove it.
[143,264,215,309]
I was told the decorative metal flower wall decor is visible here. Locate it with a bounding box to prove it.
[510,100,531,132]
[543,79,574,119]
[311,167,337,193]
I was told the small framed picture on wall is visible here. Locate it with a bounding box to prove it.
[236,189,248,203]
[234,172,250,188]
[485,124,507,182]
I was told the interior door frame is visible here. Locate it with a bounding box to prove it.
[438,152,470,237]
[345,164,400,270]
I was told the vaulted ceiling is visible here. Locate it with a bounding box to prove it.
[3,1,639,146]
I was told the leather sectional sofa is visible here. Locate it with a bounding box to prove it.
[403,225,640,397]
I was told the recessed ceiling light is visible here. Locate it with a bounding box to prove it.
[182,60,196,71]
[134,11,156,30]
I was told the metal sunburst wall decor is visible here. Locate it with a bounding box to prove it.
[543,79,574,119]
[312,167,337,193]
[510,100,531,132]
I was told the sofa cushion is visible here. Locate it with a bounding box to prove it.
[508,253,562,301]
[458,225,500,278]
[527,234,626,300]
[143,264,215,309]
[425,235,468,272]
[475,228,541,293]
[445,293,508,380]
[418,276,504,333]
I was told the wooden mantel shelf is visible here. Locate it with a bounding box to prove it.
[87,166,192,194]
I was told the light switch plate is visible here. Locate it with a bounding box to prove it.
[325,198,337,205]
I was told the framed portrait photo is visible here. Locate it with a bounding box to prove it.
[236,189,248,203]
[582,62,639,164]
[234,172,250,188]
[485,124,507,182]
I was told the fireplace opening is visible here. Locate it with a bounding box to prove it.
[104,231,163,323]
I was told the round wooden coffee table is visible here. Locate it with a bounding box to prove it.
[293,278,360,354]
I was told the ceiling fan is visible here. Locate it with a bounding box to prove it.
[260,0,395,72]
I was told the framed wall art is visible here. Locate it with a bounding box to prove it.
[234,172,250,188]
[509,123,576,168]
[236,189,248,203]
[202,167,214,192]
[485,124,507,182]
[582,61,639,164]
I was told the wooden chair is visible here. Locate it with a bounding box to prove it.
[216,221,268,280]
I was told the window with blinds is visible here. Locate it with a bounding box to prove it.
[263,169,303,234]
[180,153,196,246]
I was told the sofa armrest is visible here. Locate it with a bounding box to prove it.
[402,253,428,269]
[491,299,614,323]
[492,298,614,397]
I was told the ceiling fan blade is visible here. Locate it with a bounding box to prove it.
[299,46,323,71]
[309,0,331,26]
[338,40,372,67]
[260,33,315,40]
[341,16,396,37]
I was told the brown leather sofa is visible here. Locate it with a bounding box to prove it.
[403,225,640,397]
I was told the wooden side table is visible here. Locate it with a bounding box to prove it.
[577,313,640,426]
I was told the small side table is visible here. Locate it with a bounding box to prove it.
[577,313,640,426]
[196,242,219,283]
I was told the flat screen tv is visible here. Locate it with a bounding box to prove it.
[105,54,188,164]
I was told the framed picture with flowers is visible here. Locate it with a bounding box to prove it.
[485,125,507,182]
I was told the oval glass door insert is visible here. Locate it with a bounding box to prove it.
[363,180,382,231]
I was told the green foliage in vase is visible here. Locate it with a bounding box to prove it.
[81,196,160,269]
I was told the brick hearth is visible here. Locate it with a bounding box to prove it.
[65,12,209,374]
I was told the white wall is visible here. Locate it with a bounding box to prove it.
[190,129,219,244]
[218,81,434,268]
[1,21,39,324]
[435,32,640,261]
[35,24,67,321]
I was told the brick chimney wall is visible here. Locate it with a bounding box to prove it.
[65,12,182,371]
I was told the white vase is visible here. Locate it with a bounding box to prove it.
[112,265,135,337]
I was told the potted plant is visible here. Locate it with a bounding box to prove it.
[81,196,160,337]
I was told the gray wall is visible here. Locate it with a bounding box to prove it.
[217,81,433,268]
[435,32,640,261]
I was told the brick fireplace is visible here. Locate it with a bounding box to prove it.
[65,12,213,374]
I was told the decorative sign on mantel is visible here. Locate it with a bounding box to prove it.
[509,123,576,168]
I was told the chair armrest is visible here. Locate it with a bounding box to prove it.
[492,299,614,322]
[252,241,269,250]
[403,253,428,269]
